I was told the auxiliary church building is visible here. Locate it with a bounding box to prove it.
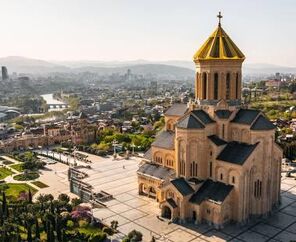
[137,13,282,228]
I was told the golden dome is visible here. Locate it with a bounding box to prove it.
[193,23,245,61]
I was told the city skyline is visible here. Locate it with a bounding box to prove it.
[0,0,295,66]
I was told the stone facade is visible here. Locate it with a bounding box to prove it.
[137,19,282,228]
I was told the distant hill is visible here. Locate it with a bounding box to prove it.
[0,56,194,79]
[0,56,70,73]
[0,56,295,77]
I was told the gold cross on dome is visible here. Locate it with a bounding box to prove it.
[217,11,223,26]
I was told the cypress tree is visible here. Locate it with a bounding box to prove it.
[28,189,32,203]
[2,192,7,217]
[35,218,40,240]
[27,225,32,242]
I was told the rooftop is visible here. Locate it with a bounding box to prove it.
[193,23,245,61]
[217,141,258,165]
[190,179,233,205]
[137,163,175,180]
[165,103,188,117]
[151,130,175,149]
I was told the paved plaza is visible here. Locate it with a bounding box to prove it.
[20,152,296,241]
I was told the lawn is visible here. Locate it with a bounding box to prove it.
[0,183,37,201]
[0,167,14,180]
[31,181,49,188]
[10,163,24,172]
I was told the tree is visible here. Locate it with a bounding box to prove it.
[35,218,40,240]
[28,189,32,203]
[71,198,82,207]
[58,194,70,204]
[110,220,118,231]
[2,192,7,218]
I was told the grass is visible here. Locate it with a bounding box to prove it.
[0,183,37,201]
[13,172,39,181]
[0,167,14,180]
[10,163,24,172]
[31,181,49,188]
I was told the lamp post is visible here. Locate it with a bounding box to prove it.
[131,142,135,155]
[112,139,118,159]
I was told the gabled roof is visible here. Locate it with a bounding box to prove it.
[151,131,175,149]
[165,103,188,116]
[166,198,177,208]
[191,110,215,124]
[251,115,275,131]
[193,25,245,61]
[190,179,233,205]
[215,110,232,119]
[143,148,152,160]
[216,141,258,165]
[176,114,205,129]
[231,109,260,125]
[171,177,194,196]
[208,135,227,146]
[137,163,175,180]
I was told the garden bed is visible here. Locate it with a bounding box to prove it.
[0,183,37,201]
[13,172,39,181]
[31,181,49,188]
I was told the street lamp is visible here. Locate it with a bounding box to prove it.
[112,139,118,159]
[131,142,135,155]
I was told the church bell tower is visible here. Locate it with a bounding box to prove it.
[193,12,245,106]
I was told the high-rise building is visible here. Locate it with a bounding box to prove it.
[1,66,8,81]
[137,13,282,228]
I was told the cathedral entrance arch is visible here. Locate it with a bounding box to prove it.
[162,206,172,219]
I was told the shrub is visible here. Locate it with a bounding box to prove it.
[102,226,113,235]
[66,220,74,229]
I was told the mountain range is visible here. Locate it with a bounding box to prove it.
[0,56,295,78]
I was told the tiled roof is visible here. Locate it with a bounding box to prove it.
[231,109,260,125]
[137,163,175,180]
[190,180,233,205]
[165,103,188,116]
[171,177,194,196]
[191,110,215,124]
[217,141,258,165]
[176,114,205,129]
[208,135,227,146]
[251,115,275,131]
[143,148,152,160]
[215,110,232,119]
[151,131,175,149]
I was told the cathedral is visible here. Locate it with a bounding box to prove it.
[137,13,282,228]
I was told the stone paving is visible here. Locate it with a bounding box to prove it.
[84,155,296,242]
[4,153,296,241]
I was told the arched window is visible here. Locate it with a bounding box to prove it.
[236,73,239,99]
[222,124,225,139]
[180,160,185,176]
[220,173,223,181]
[214,73,219,99]
[232,176,235,184]
[254,179,262,198]
[209,162,213,177]
[226,73,231,99]
[203,72,207,99]
[190,161,198,177]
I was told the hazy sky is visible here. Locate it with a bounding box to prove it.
[0,0,295,66]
